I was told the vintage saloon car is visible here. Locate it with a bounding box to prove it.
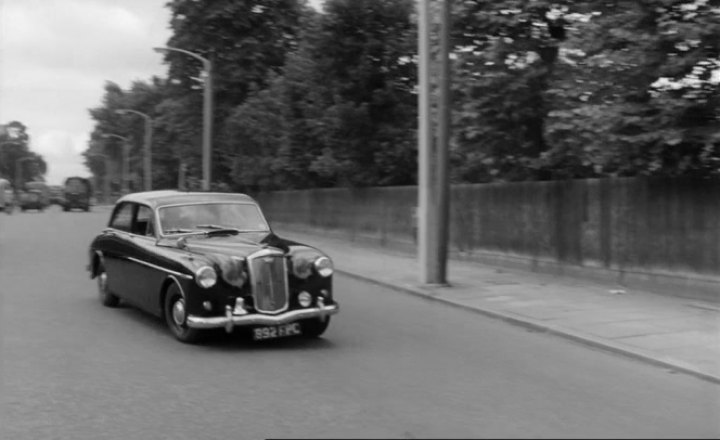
[88,190,338,343]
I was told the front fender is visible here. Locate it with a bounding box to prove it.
[88,250,104,279]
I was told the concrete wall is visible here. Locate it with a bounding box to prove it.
[255,177,720,301]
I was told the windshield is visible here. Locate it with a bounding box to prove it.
[65,178,88,192]
[26,182,46,190]
[158,202,270,235]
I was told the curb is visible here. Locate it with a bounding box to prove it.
[336,268,720,386]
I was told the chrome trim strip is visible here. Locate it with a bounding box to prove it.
[186,303,339,330]
[167,275,187,299]
[127,256,193,280]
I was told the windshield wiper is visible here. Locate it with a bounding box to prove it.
[163,228,197,234]
[195,224,241,235]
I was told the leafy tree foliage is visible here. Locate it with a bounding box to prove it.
[224,0,418,190]
[453,0,720,181]
[162,0,310,186]
[0,121,47,186]
[84,0,720,191]
[86,80,171,192]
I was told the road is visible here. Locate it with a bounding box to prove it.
[1,206,718,439]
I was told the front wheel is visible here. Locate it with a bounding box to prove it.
[301,317,331,338]
[164,284,203,343]
[97,262,120,307]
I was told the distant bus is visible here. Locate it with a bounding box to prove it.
[63,176,92,212]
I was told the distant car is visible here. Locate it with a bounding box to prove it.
[18,191,44,212]
[20,181,49,211]
[48,185,64,206]
[0,178,14,214]
[63,176,92,211]
[87,190,339,343]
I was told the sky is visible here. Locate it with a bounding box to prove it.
[0,0,323,185]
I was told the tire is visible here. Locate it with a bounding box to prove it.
[97,262,120,307]
[164,284,203,343]
[301,317,331,338]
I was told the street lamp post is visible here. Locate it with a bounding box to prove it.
[115,109,153,191]
[101,134,130,195]
[154,46,213,191]
[15,156,34,188]
[87,153,112,204]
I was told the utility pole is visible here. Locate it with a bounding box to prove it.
[88,153,112,204]
[418,0,435,285]
[202,62,213,191]
[101,134,130,195]
[418,0,452,285]
[178,161,187,191]
[115,109,153,191]
[153,46,213,191]
[437,0,452,282]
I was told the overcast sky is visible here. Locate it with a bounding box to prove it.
[0,0,323,185]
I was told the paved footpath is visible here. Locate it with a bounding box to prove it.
[275,225,720,385]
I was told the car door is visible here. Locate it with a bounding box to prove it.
[101,202,139,304]
[126,204,168,314]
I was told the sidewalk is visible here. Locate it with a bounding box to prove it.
[275,226,720,385]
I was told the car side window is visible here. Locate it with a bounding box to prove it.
[110,203,134,232]
[134,205,154,237]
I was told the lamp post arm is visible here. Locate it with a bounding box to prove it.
[157,46,210,69]
[153,45,213,190]
[117,109,151,122]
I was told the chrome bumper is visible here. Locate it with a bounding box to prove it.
[186,302,339,333]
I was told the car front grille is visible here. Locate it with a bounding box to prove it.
[247,250,289,314]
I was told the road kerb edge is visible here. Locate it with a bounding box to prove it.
[336,269,720,386]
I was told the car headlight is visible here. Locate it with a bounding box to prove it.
[292,256,314,279]
[314,256,333,277]
[195,266,217,289]
[292,252,333,279]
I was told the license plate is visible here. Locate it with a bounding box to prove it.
[253,323,302,341]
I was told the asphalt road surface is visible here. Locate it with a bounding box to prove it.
[1,206,718,439]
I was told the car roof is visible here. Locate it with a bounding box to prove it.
[116,190,257,209]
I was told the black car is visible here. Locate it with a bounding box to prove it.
[87,190,338,343]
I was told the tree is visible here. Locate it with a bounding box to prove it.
[160,0,309,186]
[292,0,418,187]
[451,0,720,181]
[221,0,417,189]
[451,0,570,182]
[544,0,720,178]
[0,121,47,185]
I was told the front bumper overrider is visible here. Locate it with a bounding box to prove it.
[186,301,339,333]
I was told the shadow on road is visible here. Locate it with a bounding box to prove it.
[104,299,337,352]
